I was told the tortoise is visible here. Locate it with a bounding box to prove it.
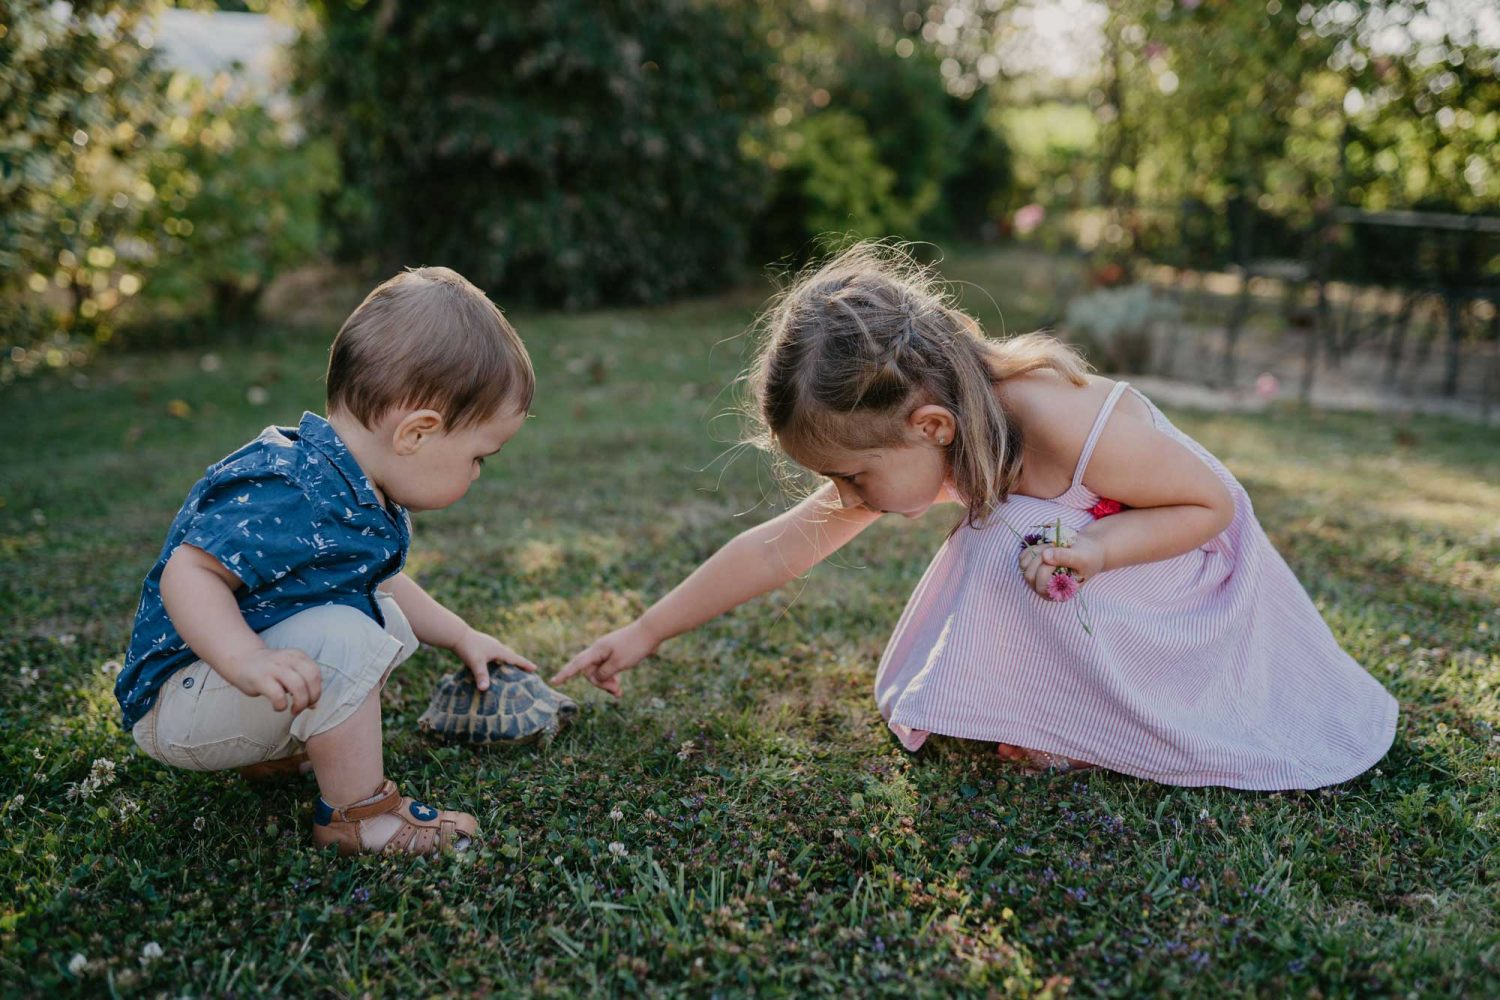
[417,662,578,746]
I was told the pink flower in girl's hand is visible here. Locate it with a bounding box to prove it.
[1047,570,1081,603]
[1012,518,1095,632]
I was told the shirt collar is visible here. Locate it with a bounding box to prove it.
[296,411,387,510]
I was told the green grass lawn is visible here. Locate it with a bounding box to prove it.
[2,260,1497,997]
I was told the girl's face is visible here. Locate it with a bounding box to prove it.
[786,405,956,518]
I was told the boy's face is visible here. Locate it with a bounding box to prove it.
[380,404,528,512]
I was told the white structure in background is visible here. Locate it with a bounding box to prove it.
[153,8,293,92]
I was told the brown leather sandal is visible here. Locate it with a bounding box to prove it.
[311,779,479,856]
[238,752,310,782]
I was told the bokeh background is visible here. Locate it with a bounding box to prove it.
[4,0,1498,415]
[3,3,1498,996]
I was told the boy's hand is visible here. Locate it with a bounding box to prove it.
[218,647,324,715]
[452,627,538,691]
[550,621,658,698]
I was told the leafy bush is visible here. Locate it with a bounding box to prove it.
[750,26,1015,261]
[0,0,166,349]
[140,73,338,329]
[746,111,909,264]
[299,1,774,309]
[1061,283,1182,373]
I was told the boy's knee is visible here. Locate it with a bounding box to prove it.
[261,603,409,680]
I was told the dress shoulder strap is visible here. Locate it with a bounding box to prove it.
[1070,380,1130,488]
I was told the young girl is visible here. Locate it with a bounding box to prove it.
[552,243,1397,789]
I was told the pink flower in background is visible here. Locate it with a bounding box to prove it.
[1047,571,1081,603]
[1014,203,1046,235]
[1255,373,1280,400]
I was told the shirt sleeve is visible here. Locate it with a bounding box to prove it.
[179,473,321,592]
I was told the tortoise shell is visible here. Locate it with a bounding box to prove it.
[417,662,578,746]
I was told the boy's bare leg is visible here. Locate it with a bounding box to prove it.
[304,687,403,845]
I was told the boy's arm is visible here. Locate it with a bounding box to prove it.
[381,572,537,687]
[160,544,324,714]
[552,484,880,694]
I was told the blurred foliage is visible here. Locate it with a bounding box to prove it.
[0,0,167,359]
[1062,283,1183,372]
[747,14,1013,263]
[746,110,909,263]
[1075,1,1499,280]
[140,72,337,330]
[298,0,775,309]
[1,0,333,379]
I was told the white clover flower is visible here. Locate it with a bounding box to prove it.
[607,841,628,859]
[1198,808,1210,821]
[676,740,696,760]
[193,815,206,832]
[609,807,624,822]
[66,758,118,802]
[551,855,564,867]
[68,954,87,976]
[118,798,140,820]
[140,941,163,965]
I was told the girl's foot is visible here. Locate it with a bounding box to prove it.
[997,743,1095,774]
[312,779,478,855]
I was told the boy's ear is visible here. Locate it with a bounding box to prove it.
[391,409,445,456]
[908,404,956,446]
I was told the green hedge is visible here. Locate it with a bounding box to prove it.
[301,0,774,308]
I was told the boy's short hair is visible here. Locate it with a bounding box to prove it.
[326,267,534,429]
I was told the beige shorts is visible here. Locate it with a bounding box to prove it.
[132,594,418,771]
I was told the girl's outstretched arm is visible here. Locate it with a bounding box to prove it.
[552,484,881,695]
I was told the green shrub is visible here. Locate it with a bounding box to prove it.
[0,0,166,349]
[746,111,910,264]
[750,26,1014,261]
[140,73,338,329]
[299,0,774,308]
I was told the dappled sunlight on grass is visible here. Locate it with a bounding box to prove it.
[2,279,1496,994]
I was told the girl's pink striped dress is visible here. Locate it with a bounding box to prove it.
[874,381,1398,789]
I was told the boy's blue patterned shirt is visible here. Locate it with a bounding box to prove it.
[116,412,410,731]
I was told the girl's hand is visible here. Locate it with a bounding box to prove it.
[452,627,538,690]
[1019,534,1106,600]
[550,622,660,698]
